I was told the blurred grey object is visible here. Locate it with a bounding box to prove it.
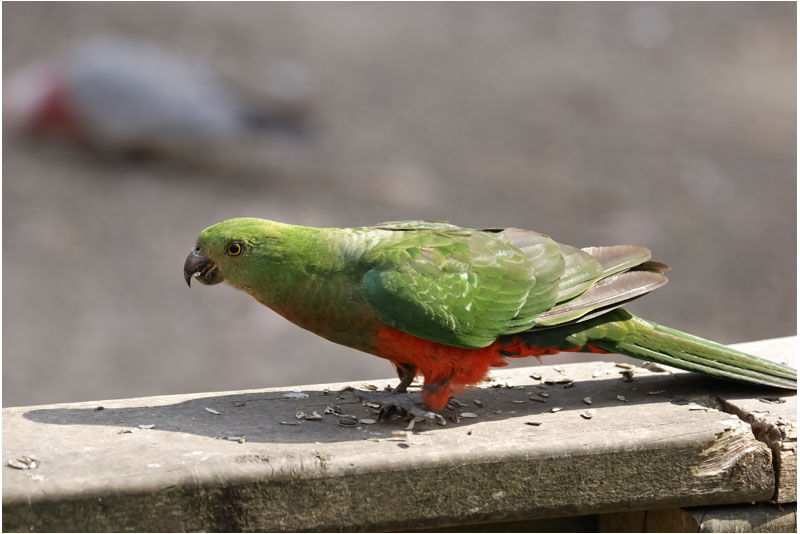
[5,34,309,156]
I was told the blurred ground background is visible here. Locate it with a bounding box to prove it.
[3,2,795,407]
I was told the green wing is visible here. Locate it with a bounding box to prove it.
[360,223,565,348]
[358,221,668,348]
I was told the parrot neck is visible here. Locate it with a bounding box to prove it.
[231,225,380,350]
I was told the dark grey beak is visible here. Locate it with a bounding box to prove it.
[183,248,224,287]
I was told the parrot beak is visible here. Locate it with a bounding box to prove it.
[183,248,224,287]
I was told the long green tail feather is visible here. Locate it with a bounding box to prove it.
[514,309,797,389]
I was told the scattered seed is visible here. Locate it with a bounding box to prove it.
[283,389,309,398]
[529,396,547,403]
[391,430,409,438]
[359,418,377,425]
[449,399,467,407]
[363,401,381,409]
[337,415,359,426]
[232,400,246,407]
[538,391,550,398]
[280,421,300,426]
[404,419,415,431]
[616,394,627,402]
[117,429,133,434]
[550,407,563,413]
[364,384,379,391]
[615,362,634,369]
[510,400,525,404]
[580,409,596,419]
[204,407,221,415]
[493,410,502,414]
[304,411,323,421]
[563,382,575,389]
[759,397,787,404]
[449,414,462,423]
[525,421,542,426]
[225,436,246,443]
[582,397,592,405]
[620,370,635,382]
[554,366,564,373]
[323,388,330,394]
[138,424,155,429]
[95,406,104,411]
[295,411,306,419]
[529,373,542,380]
[592,370,601,378]
[473,399,483,407]
[467,430,473,436]
[460,412,478,418]
[8,456,39,470]
[545,377,573,385]
[324,405,341,415]
[642,362,668,372]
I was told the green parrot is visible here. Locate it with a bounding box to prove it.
[184,218,796,419]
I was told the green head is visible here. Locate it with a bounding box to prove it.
[183,217,293,290]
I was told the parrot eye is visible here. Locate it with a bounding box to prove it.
[226,241,244,256]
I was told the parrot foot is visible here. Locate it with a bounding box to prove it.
[344,387,446,425]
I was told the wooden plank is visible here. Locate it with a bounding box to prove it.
[598,503,797,532]
[713,337,797,504]
[2,337,793,532]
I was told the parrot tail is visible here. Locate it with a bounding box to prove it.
[512,309,796,390]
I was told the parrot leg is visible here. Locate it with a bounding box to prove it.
[393,363,417,393]
[344,387,446,425]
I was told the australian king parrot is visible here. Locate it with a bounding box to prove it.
[184,218,796,420]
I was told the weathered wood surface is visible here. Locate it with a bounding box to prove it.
[3,336,795,532]
[598,503,797,533]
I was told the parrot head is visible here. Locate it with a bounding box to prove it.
[183,217,290,289]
